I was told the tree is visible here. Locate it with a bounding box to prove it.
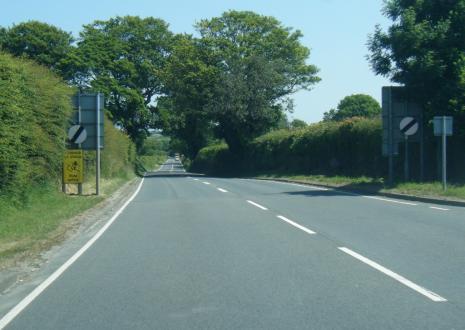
[75,16,173,148]
[159,35,218,158]
[367,0,465,115]
[196,11,320,153]
[0,21,74,76]
[290,118,307,129]
[323,94,381,121]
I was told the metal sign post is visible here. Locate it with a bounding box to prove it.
[78,95,83,195]
[442,117,447,191]
[399,117,419,182]
[69,93,104,196]
[404,135,409,181]
[96,93,101,196]
[433,116,453,191]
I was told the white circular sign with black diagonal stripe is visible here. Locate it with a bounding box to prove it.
[399,117,418,136]
[68,125,87,144]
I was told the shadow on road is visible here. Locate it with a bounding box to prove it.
[143,171,205,178]
[280,189,354,197]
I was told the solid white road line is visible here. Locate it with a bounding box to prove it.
[362,195,417,206]
[338,247,447,302]
[202,181,211,185]
[0,178,146,329]
[429,206,449,211]
[247,200,268,210]
[277,215,316,235]
[217,188,228,193]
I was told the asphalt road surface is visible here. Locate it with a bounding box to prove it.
[2,158,465,329]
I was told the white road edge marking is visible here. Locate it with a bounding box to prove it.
[202,181,211,185]
[240,179,424,207]
[0,178,146,329]
[362,195,417,206]
[217,188,228,193]
[247,200,268,210]
[338,247,447,302]
[429,206,449,211]
[277,215,316,234]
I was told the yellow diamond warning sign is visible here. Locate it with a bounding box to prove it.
[63,150,84,183]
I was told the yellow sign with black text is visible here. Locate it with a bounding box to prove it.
[63,150,84,183]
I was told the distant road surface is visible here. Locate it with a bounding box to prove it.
[2,158,465,329]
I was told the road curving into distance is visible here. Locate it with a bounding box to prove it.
[2,158,465,329]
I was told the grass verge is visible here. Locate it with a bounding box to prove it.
[0,174,135,267]
[256,173,465,201]
[137,154,167,172]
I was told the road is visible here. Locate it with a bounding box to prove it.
[2,158,465,329]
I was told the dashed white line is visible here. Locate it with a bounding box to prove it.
[429,206,449,211]
[338,247,447,302]
[193,178,199,181]
[362,195,417,206]
[247,200,268,210]
[217,188,228,193]
[277,215,316,234]
[202,181,211,185]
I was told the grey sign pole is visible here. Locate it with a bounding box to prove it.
[442,116,447,191]
[388,88,393,185]
[96,93,101,196]
[78,93,83,195]
[404,135,409,181]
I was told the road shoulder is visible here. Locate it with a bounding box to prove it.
[0,177,142,314]
[253,177,465,207]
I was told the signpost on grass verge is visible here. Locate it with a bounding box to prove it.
[382,87,424,185]
[63,93,104,195]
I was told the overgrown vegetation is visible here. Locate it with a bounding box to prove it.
[0,52,73,202]
[136,134,169,172]
[191,117,384,177]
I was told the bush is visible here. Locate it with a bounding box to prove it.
[0,52,73,201]
[191,117,384,177]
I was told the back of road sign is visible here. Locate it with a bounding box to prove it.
[433,116,453,136]
[70,93,104,150]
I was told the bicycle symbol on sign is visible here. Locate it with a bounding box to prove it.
[67,161,80,172]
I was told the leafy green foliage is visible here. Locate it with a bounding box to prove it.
[290,119,307,129]
[0,52,73,201]
[75,16,173,148]
[191,118,384,177]
[195,11,320,153]
[0,21,74,77]
[323,94,381,121]
[101,115,136,179]
[158,35,218,158]
[368,0,465,115]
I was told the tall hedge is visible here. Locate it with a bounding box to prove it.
[0,52,73,199]
[192,117,385,177]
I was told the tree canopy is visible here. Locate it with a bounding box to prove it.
[195,10,320,153]
[0,21,74,77]
[290,118,307,129]
[323,94,381,121]
[75,16,173,148]
[368,0,465,115]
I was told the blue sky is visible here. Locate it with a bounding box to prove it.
[1,0,392,123]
